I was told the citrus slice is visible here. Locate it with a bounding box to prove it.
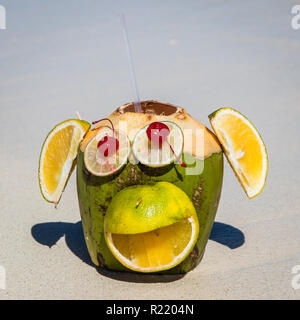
[84,127,130,176]
[132,121,184,167]
[39,119,91,204]
[107,217,198,273]
[209,108,268,198]
[104,182,199,273]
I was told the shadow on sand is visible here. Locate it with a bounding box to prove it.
[31,220,244,283]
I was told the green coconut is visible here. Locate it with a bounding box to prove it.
[77,101,223,274]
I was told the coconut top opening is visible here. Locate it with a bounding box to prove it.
[81,100,222,157]
[117,101,181,116]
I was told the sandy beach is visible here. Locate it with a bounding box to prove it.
[0,0,299,299]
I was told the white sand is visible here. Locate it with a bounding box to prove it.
[0,0,300,299]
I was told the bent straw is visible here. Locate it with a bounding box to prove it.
[119,13,142,113]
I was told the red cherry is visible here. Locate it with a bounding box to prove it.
[146,122,170,146]
[92,118,119,159]
[146,121,186,168]
[97,135,119,157]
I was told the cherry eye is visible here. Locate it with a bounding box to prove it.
[97,135,120,157]
[146,121,186,167]
[146,121,170,146]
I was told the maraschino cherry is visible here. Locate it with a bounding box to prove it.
[146,122,186,167]
[146,122,169,146]
[92,118,119,158]
[97,136,119,157]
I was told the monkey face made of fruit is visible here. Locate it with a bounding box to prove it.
[39,100,268,274]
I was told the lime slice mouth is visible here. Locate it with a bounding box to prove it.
[84,127,130,176]
[132,121,184,168]
[103,181,199,273]
[106,217,198,273]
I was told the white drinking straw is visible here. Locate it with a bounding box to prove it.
[75,111,82,120]
[119,13,142,113]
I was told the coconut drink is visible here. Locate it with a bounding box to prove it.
[38,101,268,274]
[76,101,223,273]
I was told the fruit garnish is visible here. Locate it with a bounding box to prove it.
[97,136,120,158]
[209,107,268,198]
[38,119,91,205]
[104,182,199,273]
[146,121,169,146]
[84,127,130,176]
[146,121,186,167]
[92,118,121,158]
[132,121,185,168]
